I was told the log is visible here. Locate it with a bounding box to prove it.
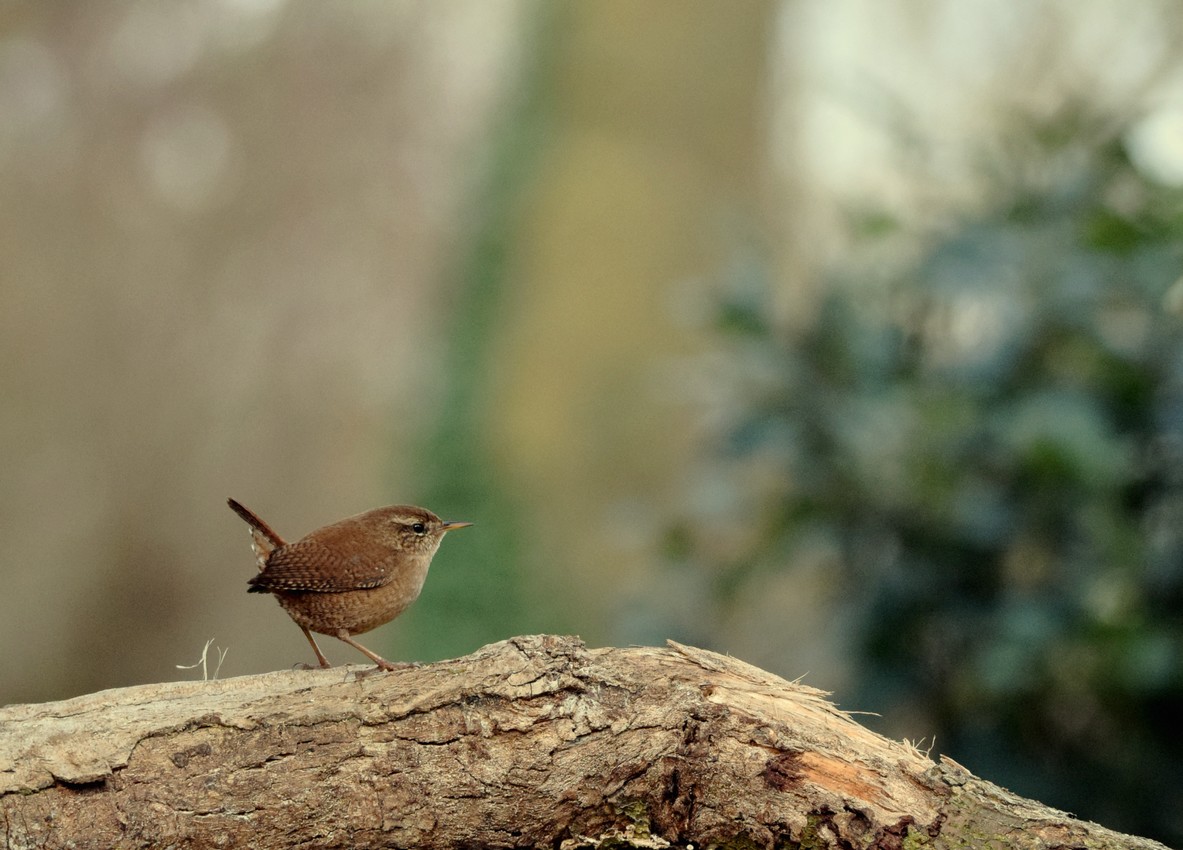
[0,635,1168,849]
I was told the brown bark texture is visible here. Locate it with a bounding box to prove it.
[0,635,1168,850]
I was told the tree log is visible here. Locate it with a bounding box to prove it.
[0,635,1168,849]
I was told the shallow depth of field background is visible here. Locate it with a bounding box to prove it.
[3,1,1182,843]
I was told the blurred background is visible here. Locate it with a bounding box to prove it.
[2,0,1182,843]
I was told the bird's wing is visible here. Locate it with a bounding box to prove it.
[249,539,393,593]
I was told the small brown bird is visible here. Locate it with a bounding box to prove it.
[228,498,472,671]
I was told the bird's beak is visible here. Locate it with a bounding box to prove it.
[441,520,473,532]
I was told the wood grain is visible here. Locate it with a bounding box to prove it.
[0,635,1167,849]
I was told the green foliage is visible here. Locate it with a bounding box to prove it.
[394,7,564,662]
[711,134,1183,843]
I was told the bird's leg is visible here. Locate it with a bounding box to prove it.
[333,630,417,671]
[301,626,332,668]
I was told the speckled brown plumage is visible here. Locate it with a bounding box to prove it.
[228,498,471,671]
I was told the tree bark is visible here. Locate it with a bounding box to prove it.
[0,635,1168,849]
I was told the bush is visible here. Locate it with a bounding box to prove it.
[709,131,1183,843]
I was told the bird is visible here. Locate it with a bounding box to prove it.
[227,498,471,671]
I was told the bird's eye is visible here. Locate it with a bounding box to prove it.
[411,522,427,535]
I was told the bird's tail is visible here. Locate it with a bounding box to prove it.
[227,498,285,569]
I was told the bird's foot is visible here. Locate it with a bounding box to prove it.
[375,659,419,671]
[292,660,333,671]
[348,660,419,680]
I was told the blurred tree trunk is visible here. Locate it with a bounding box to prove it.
[488,1,782,642]
[0,636,1166,850]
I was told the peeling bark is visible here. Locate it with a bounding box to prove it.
[0,635,1168,849]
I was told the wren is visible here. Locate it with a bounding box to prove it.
[227,498,471,671]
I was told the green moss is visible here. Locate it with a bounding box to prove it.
[794,813,824,850]
[616,799,652,835]
[900,825,932,850]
